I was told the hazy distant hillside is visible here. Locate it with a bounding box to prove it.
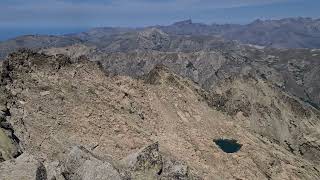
[224,18,320,48]
[155,19,241,36]
[70,27,136,42]
[78,28,243,53]
[0,35,82,59]
[156,18,320,48]
[1,18,320,60]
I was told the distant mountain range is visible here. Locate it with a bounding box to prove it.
[156,18,320,48]
[0,18,320,109]
[71,17,320,49]
[1,17,320,60]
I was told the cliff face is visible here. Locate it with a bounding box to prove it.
[0,50,320,179]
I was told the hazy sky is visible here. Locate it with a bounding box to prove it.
[0,0,319,40]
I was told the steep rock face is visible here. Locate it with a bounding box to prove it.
[0,50,319,179]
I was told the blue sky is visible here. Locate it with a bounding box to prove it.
[0,0,319,40]
[1,0,319,27]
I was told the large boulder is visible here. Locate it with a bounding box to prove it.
[159,158,195,180]
[0,128,19,162]
[0,153,47,180]
[0,106,21,162]
[119,142,163,180]
[119,142,198,180]
[61,146,121,180]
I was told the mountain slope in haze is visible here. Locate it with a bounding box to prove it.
[156,18,320,49]
[0,35,82,60]
[70,27,136,43]
[0,50,320,179]
[223,18,320,48]
[154,19,241,36]
[72,17,320,49]
[69,27,244,54]
[1,17,320,60]
[0,27,240,60]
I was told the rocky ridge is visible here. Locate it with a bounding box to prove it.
[42,45,320,110]
[0,50,320,179]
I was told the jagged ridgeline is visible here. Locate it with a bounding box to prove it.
[2,17,320,60]
[0,50,320,179]
[1,19,320,110]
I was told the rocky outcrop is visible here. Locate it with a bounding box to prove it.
[42,143,195,180]
[0,153,47,180]
[0,83,21,162]
[0,121,21,162]
[159,158,195,180]
[61,146,122,180]
[119,142,198,180]
[119,142,163,179]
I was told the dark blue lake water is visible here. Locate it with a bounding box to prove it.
[214,139,242,153]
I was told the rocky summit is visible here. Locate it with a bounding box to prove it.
[0,49,320,179]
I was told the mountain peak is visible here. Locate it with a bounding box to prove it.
[144,64,182,85]
[138,28,169,38]
[250,17,316,26]
[173,19,193,26]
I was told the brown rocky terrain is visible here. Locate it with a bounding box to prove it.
[42,44,320,110]
[0,50,320,179]
[1,21,319,111]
